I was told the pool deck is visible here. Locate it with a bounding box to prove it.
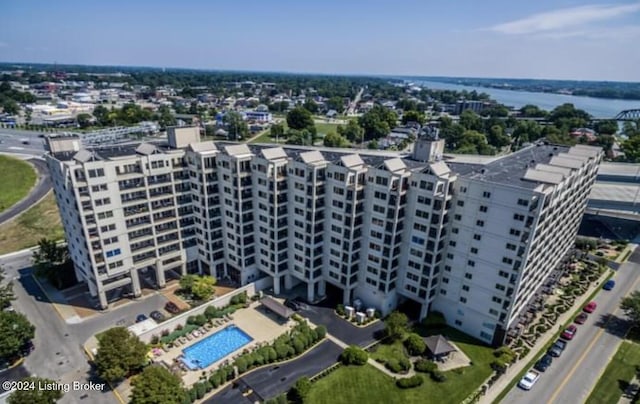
[153,301,296,387]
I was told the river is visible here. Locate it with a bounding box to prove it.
[407,79,640,119]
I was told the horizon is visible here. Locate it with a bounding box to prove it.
[1,1,639,82]
[2,61,640,85]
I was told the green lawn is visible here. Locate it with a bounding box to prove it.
[0,155,37,213]
[585,341,640,404]
[370,340,408,364]
[0,192,64,254]
[308,327,495,404]
[314,122,341,135]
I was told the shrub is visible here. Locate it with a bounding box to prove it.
[235,357,248,374]
[150,335,160,344]
[340,346,368,366]
[194,314,208,326]
[195,382,206,399]
[385,357,410,373]
[292,337,305,354]
[396,375,423,389]
[430,370,447,382]
[288,377,312,404]
[315,325,327,340]
[161,329,170,337]
[404,333,426,356]
[204,305,220,319]
[291,313,303,323]
[414,359,437,373]
[336,304,346,316]
[186,316,196,325]
[175,324,183,331]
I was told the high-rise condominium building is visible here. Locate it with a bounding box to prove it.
[45,128,601,345]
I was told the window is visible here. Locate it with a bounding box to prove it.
[502,257,513,265]
[510,228,521,236]
[495,283,506,291]
[470,247,478,254]
[449,240,457,247]
[440,289,447,295]
[498,270,508,278]
[492,296,502,303]
[473,234,482,241]
[476,220,484,227]
[517,198,529,206]
[451,227,459,234]
[462,285,470,291]
[457,200,464,207]
[483,191,491,198]
[459,297,467,303]
[444,265,451,272]
[506,243,516,251]
[479,205,488,213]
[454,214,462,221]
[411,236,425,245]
[455,319,462,326]
[513,213,525,221]
[467,260,475,267]
[460,186,467,193]
[105,248,121,258]
[465,273,473,279]
[442,277,449,284]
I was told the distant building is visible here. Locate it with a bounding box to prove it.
[243,111,273,123]
[454,100,489,115]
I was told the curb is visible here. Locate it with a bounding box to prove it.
[30,274,66,323]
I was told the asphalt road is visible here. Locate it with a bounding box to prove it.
[0,129,47,156]
[207,340,342,404]
[0,158,52,225]
[500,251,640,404]
[0,249,170,404]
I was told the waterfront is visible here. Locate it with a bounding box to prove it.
[407,79,640,118]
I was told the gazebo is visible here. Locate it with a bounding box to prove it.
[424,335,457,362]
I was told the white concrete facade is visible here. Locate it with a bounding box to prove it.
[46,135,601,345]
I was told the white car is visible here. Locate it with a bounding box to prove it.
[518,370,540,390]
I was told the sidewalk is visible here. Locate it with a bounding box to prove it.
[480,268,610,404]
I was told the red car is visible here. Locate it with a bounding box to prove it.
[575,312,588,324]
[562,324,577,340]
[583,301,597,313]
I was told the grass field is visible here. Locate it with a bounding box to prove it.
[0,192,64,254]
[308,328,494,404]
[0,155,37,213]
[249,121,343,144]
[585,341,640,404]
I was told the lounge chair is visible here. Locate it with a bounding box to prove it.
[192,331,200,338]
[186,334,193,341]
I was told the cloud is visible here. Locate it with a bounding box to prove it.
[535,25,640,40]
[490,2,640,35]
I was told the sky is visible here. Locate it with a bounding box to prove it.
[1,0,639,81]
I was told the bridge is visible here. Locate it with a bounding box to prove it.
[614,109,640,121]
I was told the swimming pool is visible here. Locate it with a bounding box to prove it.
[181,326,253,370]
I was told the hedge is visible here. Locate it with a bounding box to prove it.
[160,324,199,344]
[396,375,423,389]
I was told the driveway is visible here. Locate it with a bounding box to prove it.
[0,365,30,393]
[206,340,342,403]
[299,305,384,347]
[0,158,51,226]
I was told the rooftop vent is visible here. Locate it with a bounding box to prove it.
[480,168,486,174]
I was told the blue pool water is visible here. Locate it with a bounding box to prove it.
[181,326,253,370]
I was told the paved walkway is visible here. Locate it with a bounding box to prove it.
[480,268,611,404]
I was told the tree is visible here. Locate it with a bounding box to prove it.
[130,365,187,404]
[32,239,74,289]
[224,111,249,140]
[288,377,312,404]
[340,345,368,365]
[384,311,408,341]
[0,267,15,310]
[594,120,619,135]
[1,100,19,115]
[270,123,285,140]
[286,128,314,146]
[519,104,548,118]
[76,113,92,128]
[358,105,397,140]
[512,120,543,146]
[156,105,176,128]
[404,333,426,356]
[94,327,148,383]
[7,377,63,404]
[459,110,483,131]
[326,96,345,113]
[623,136,640,162]
[0,311,35,360]
[486,125,511,149]
[402,110,426,125]
[367,139,379,149]
[323,131,349,148]
[302,100,319,114]
[179,274,196,292]
[337,120,364,143]
[621,290,640,328]
[92,105,111,126]
[549,103,591,131]
[191,276,216,301]
[287,107,315,131]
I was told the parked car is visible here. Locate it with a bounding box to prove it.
[575,312,588,324]
[165,302,180,314]
[518,370,541,390]
[284,299,301,311]
[136,314,148,323]
[603,280,616,290]
[150,310,165,321]
[583,301,597,313]
[534,354,553,372]
[562,324,578,340]
[19,341,34,356]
